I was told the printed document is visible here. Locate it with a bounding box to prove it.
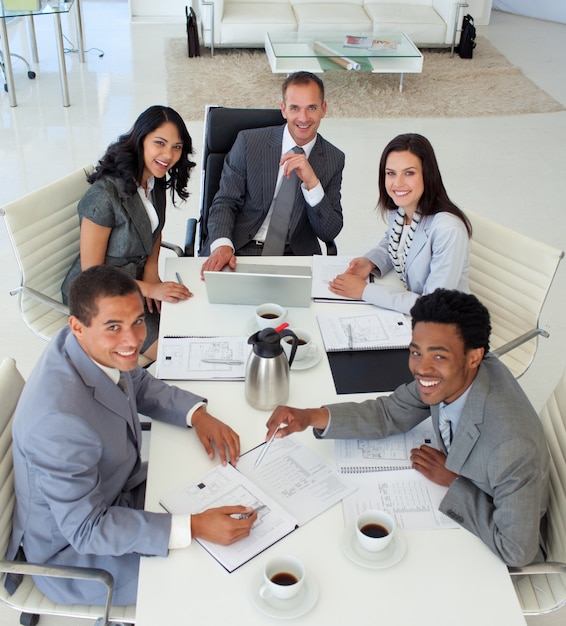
[160,436,355,571]
[311,255,372,302]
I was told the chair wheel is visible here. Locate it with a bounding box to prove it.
[20,612,40,626]
[28,71,36,79]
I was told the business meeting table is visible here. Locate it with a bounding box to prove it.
[136,256,527,626]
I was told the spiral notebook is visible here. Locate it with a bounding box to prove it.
[335,418,435,473]
[316,310,411,352]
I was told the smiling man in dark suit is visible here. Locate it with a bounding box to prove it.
[200,71,345,275]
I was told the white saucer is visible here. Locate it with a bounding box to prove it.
[289,346,322,371]
[249,571,319,619]
[341,524,407,569]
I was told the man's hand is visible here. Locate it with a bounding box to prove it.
[328,273,367,300]
[192,407,240,465]
[280,152,319,191]
[410,445,459,487]
[191,506,257,545]
[200,246,236,278]
[265,405,330,441]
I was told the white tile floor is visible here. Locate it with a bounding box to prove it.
[0,3,565,624]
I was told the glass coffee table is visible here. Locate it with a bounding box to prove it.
[265,32,423,92]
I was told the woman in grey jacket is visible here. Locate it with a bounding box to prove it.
[328,133,471,314]
[62,105,195,360]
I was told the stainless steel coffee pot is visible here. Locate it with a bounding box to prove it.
[245,327,298,410]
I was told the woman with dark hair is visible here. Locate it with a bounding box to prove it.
[329,133,471,314]
[62,105,196,361]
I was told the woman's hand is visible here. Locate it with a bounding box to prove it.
[328,273,367,300]
[345,256,375,279]
[142,281,192,312]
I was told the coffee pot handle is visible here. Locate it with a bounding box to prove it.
[279,329,298,366]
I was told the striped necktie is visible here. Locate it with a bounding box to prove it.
[438,406,452,452]
[262,146,305,255]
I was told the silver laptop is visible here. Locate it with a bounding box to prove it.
[204,263,312,307]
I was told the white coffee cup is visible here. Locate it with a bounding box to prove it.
[355,510,395,553]
[255,303,287,330]
[281,328,317,362]
[259,555,305,601]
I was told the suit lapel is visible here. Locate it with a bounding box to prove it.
[64,332,142,453]
[122,192,154,256]
[263,126,284,210]
[444,367,489,473]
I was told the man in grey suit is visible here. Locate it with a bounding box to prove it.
[200,71,345,274]
[264,289,550,567]
[7,266,258,606]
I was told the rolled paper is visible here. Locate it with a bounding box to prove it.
[312,41,361,71]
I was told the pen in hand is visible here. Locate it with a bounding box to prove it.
[175,272,184,285]
[254,424,284,469]
[234,504,267,520]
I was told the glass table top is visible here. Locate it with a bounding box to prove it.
[0,0,74,19]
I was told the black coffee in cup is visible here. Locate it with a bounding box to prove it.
[284,337,307,345]
[360,523,389,538]
[271,572,299,586]
[261,313,279,319]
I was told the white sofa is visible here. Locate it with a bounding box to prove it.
[199,0,474,49]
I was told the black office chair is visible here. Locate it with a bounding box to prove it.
[189,105,337,257]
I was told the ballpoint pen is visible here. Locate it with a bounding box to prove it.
[254,424,284,469]
[175,272,184,285]
[201,359,244,365]
[347,323,353,350]
[235,504,267,520]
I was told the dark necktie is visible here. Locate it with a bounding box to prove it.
[118,371,129,398]
[262,146,304,256]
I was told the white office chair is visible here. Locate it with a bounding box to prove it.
[466,209,564,378]
[1,165,193,344]
[509,368,566,616]
[0,357,136,626]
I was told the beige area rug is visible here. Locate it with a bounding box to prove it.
[165,36,564,120]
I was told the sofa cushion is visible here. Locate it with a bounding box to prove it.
[363,3,446,44]
[293,4,373,31]
[220,2,297,44]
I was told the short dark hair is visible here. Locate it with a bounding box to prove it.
[282,71,325,103]
[410,289,491,354]
[69,265,143,326]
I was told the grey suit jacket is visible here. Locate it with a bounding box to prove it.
[200,125,345,255]
[318,355,549,567]
[7,326,204,606]
[362,212,470,314]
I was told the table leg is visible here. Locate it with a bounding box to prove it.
[26,15,39,64]
[74,0,85,63]
[399,73,404,93]
[1,18,17,107]
[53,12,70,107]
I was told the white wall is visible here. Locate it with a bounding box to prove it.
[493,0,566,24]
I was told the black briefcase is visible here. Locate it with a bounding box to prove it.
[186,6,201,58]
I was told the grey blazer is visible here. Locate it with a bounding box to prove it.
[62,175,166,299]
[7,326,204,606]
[200,125,345,255]
[362,212,470,314]
[319,355,549,567]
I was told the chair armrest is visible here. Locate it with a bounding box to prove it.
[324,240,337,256]
[0,559,114,626]
[160,241,185,257]
[509,561,566,576]
[9,286,70,316]
[492,328,549,358]
[184,218,197,257]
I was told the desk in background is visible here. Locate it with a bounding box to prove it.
[136,256,526,626]
[0,0,84,106]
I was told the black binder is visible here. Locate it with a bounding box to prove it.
[327,349,413,394]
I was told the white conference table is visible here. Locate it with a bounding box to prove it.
[136,256,526,626]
